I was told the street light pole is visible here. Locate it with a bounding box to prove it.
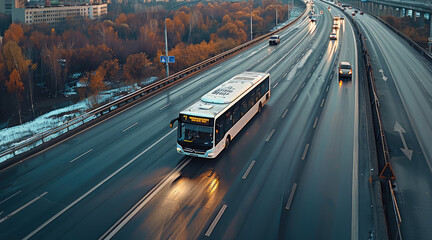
[164,19,169,78]
[163,0,201,78]
[250,9,253,41]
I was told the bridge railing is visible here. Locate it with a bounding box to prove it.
[0,4,308,168]
[347,8,402,240]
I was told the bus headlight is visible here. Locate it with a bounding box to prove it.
[208,153,214,157]
[177,147,182,153]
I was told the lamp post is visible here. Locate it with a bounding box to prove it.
[164,0,201,77]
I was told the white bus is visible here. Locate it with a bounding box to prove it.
[170,72,270,158]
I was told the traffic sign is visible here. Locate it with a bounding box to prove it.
[160,56,167,63]
[168,56,175,63]
[379,162,396,180]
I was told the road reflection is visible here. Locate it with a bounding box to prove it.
[137,169,222,239]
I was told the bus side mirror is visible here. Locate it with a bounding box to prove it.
[170,117,179,128]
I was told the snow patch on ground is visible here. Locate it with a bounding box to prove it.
[0,78,159,164]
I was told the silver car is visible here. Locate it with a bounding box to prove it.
[339,62,352,79]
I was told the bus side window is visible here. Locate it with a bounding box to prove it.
[225,112,233,130]
[233,106,240,123]
[216,118,224,144]
[249,92,255,107]
[256,87,261,101]
[241,101,247,116]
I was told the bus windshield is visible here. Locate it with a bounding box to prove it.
[179,123,213,147]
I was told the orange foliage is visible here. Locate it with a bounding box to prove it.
[3,24,24,43]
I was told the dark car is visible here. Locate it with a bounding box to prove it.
[360,11,364,15]
[354,10,359,13]
[269,35,280,45]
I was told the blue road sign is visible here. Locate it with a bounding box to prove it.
[160,56,167,63]
[168,56,175,63]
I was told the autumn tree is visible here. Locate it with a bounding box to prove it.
[3,23,24,44]
[123,52,152,84]
[5,69,24,124]
[100,59,120,81]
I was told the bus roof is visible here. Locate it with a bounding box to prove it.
[180,72,268,118]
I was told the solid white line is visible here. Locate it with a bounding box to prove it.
[0,190,22,205]
[273,83,279,88]
[205,204,227,237]
[101,158,191,240]
[313,117,319,129]
[122,122,139,133]
[242,160,256,180]
[285,183,298,210]
[350,21,359,240]
[159,103,171,110]
[301,144,310,160]
[23,128,177,240]
[265,129,276,142]
[70,149,93,163]
[292,94,298,102]
[282,109,289,119]
[0,192,48,224]
[320,99,325,107]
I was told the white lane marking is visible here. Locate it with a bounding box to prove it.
[350,21,359,240]
[0,190,22,205]
[283,72,288,77]
[292,94,298,102]
[393,121,413,160]
[160,103,171,110]
[122,122,139,133]
[301,82,305,88]
[267,25,313,73]
[320,99,325,107]
[265,129,276,142]
[205,204,227,237]
[273,83,279,89]
[0,192,48,224]
[326,85,330,92]
[242,160,256,180]
[301,144,310,160]
[0,211,3,216]
[100,158,191,240]
[285,183,298,210]
[23,128,177,240]
[313,117,319,129]
[378,69,387,81]
[70,149,94,163]
[282,109,289,119]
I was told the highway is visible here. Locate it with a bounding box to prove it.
[353,8,432,240]
[0,1,379,239]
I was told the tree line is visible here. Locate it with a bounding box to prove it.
[0,0,290,126]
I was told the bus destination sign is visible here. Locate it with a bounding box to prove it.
[181,114,212,126]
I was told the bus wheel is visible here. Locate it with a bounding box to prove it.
[225,137,230,150]
[258,102,262,113]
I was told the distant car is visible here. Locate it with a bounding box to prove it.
[339,62,352,79]
[352,12,356,16]
[310,16,317,22]
[328,6,331,10]
[360,11,364,15]
[343,7,346,11]
[330,32,337,40]
[340,16,345,20]
[269,35,280,45]
[349,6,353,9]
[333,24,339,29]
[333,16,340,21]
[354,10,359,13]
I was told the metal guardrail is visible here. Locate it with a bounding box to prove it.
[0,4,308,165]
[346,8,402,240]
